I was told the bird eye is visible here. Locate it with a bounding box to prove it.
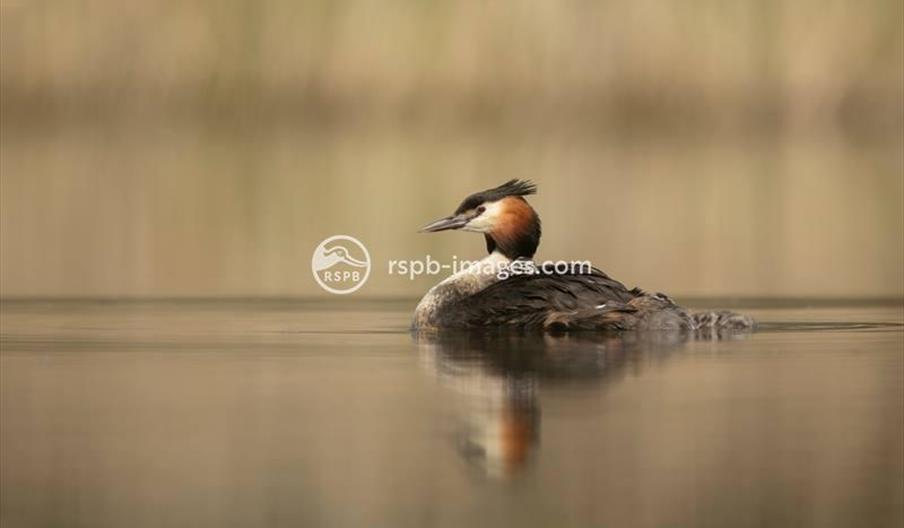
[476,206,486,214]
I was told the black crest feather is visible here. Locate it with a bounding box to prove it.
[454,179,537,214]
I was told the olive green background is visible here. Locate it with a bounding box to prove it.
[2,0,902,298]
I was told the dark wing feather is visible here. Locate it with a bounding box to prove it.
[436,267,643,328]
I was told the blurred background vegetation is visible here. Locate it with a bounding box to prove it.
[1,0,902,298]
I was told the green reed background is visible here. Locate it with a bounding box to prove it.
[1,0,902,298]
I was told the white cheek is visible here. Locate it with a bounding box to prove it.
[463,202,502,233]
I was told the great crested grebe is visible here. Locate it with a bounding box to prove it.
[413,180,754,331]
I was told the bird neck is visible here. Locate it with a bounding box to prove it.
[485,200,541,260]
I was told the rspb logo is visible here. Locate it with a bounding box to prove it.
[311,235,371,294]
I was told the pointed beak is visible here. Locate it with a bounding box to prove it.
[419,213,470,233]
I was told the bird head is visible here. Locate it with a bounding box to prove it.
[420,179,541,259]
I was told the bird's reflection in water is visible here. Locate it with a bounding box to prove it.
[416,329,749,478]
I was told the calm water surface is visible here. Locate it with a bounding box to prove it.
[1,300,902,527]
